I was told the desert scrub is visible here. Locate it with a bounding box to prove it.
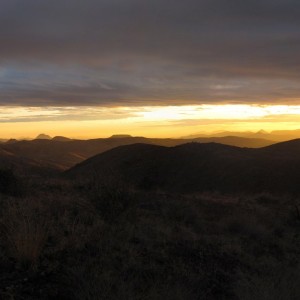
[0,169,23,197]
[235,264,300,300]
[0,197,51,270]
[86,174,137,222]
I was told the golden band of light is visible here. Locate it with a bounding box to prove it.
[2,104,300,138]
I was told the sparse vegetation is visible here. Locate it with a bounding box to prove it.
[0,175,299,299]
[0,169,22,196]
[0,197,50,270]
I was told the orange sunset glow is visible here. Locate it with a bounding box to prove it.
[2,104,300,139]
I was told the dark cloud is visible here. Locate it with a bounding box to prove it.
[0,0,300,106]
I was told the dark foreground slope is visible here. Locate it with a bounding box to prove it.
[1,171,300,299]
[67,139,300,195]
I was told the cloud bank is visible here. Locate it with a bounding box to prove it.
[0,0,300,106]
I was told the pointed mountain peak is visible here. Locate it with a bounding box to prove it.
[256,129,268,134]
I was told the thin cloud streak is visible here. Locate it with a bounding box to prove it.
[2,105,300,124]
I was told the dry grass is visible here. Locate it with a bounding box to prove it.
[0,182,299,299]
[235,266,300,300]
[0,197,51,270]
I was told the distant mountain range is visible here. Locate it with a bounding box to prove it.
[0,135,274,171]
[2,132,300,194]
[3,128,300,144]
[182,129,300,142]
[67,139,300,195]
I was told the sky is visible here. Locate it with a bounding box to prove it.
[1,0,300,138]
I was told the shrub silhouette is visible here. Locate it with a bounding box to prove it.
[83,170,136,222]
[0,169,20,196]
[0,198,50,270]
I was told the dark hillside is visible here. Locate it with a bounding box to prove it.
[0,148,57,177]
[67,141,300,195]
[258,138,300,157]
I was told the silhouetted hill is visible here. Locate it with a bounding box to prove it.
[67,140,300,195]
[109,134,133,139]
[6,139,18,144]
[0,147,57,176]
[259,138,300,156]
[193,136,273,148]
[52,136,72,142]
[184,129,300,142]
[0,136,275,171]
[36,133,52,140]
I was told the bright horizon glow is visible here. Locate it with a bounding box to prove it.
[2,104,300,139]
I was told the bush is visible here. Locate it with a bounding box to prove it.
[87,174,136,222]
[235,265,300,300]
[0,197,51,270]
[0,169,21,196]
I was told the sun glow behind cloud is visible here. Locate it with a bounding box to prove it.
[2,104,300,139]
[136,105,300,120]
